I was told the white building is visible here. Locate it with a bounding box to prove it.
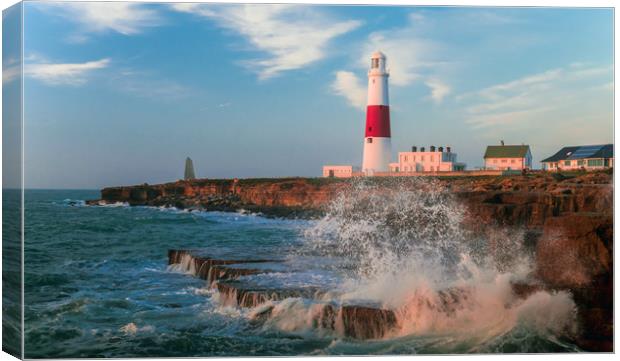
[541,144,613,171]
[322,165,354,178]
[483,144,532,171]
[394,146,465,173]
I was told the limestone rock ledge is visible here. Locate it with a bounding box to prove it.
[93,172,612,351]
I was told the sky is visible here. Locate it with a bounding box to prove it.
[2,1,614,189]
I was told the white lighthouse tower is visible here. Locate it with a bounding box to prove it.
[362,51,392,175]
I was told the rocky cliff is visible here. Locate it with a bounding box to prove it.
[90,171,613,351]
[90,177,345,218]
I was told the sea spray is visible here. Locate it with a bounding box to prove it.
[302,177,468,282]
[288,177,578,346]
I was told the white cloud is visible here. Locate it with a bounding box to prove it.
[331,71,367,109]
[35,2,162,38]
[476,69,562,100]
[425,79,451,104]
[25,58,110,86]
[461,64,613,129]
[331,12,450,108]
[171,3,361,79]
[2,57,20,84]
[107,68,191,100]
[360,32,438,87]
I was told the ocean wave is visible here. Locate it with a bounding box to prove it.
[244,178,580,350]
[55,199,87,207]
[119,322,155,335]
[96,201,130,207]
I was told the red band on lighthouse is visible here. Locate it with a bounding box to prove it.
[365,105,391,137]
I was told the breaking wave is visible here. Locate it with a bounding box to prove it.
[285,177,579,350]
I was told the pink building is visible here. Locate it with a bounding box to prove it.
[483,144,532,170]
[394,146,465,173]
[322,165,354,178]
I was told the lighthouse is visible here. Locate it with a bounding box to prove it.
[362,51,391,175]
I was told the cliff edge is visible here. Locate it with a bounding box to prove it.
[88,171,613,351]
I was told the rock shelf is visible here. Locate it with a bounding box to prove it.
[107,171,612,350]
[168,249,399,339]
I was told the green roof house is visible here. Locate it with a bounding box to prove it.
[483,142,532,170]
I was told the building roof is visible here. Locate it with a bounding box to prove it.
[541,144,614,163]
[484,145,530,159]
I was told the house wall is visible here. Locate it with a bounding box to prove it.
[485,157,528,170]
[322,165,353,178]
[542,158,614,171]
[397,151,459,172]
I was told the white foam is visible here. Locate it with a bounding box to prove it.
[292,178,578,342]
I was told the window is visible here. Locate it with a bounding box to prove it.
[371,58,379,68]
[367,138,373,143]
[501,159,507,163]
[587,159,603,167]
[404,156,408,162]
[564,160,571,166]
[511,159,515,163]
[421,156,425,161]
[493,159,498,163]
[368,127,373,132]
[577,160,585,166]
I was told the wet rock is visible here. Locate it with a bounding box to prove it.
[339,305,397,339]
[536,213,612,289]
[510,281,544,299]
[216,281,323,308]
[167,250,276,281]
[535,213,613,352]
[206,265,264,285]
[105,173,613,347]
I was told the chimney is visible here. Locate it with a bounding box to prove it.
[501,140,505,146]
[430,145,436,152]
[447,146,451,153]
[412,146,417,152]
[438,146,444,152]
[420,147,426,152]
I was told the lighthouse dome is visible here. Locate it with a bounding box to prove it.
[371,51,386,59]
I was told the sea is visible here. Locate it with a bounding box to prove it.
[5,185,583,358]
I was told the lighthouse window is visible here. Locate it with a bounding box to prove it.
[371,58,379,68]
[368,127,373,132]
[367,138,373,143]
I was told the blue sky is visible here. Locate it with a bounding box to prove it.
[3,2,613,189]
